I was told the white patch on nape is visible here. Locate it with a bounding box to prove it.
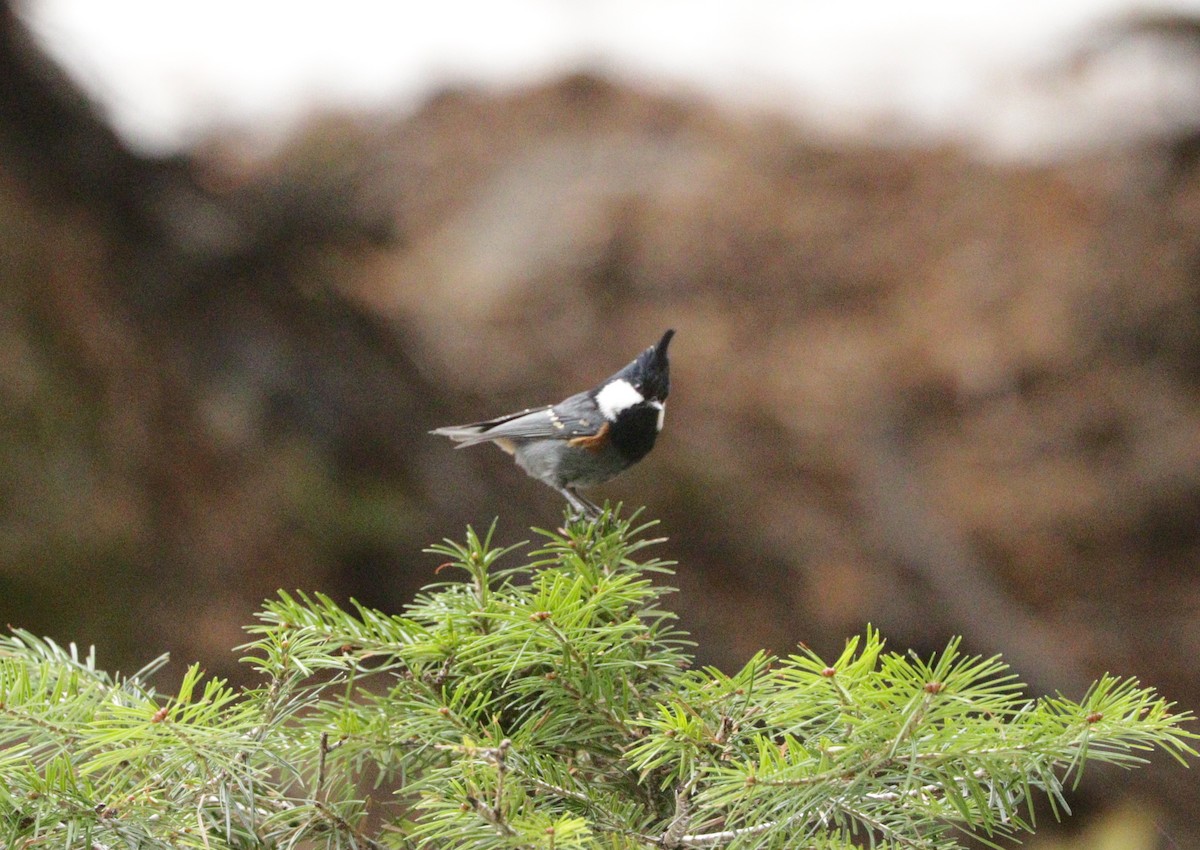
[595,378,644,421]
[652,400,666,431]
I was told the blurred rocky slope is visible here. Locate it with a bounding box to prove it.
[3,5,1200,844]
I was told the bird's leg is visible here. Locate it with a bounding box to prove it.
[575,490,604,518]
[559,487,601,521]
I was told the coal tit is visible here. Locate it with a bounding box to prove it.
[432,329,675,518]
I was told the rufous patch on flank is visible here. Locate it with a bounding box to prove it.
[568,421,611,452]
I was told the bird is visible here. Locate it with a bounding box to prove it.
[431,329,675,518]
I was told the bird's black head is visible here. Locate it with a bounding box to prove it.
[622,328,674,402]
[588,330,674,463]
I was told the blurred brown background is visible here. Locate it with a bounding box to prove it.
[2,3,1199,846]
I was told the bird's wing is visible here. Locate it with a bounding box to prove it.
[431,393,603,448]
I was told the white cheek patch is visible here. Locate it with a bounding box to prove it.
[595,378,644,421]
[652,400,665,431]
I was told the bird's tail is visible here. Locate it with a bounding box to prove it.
[429,424,495,448]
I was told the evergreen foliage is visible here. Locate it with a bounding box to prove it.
[0,511,1194,849]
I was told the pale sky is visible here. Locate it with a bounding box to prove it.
[22,0,1200,158]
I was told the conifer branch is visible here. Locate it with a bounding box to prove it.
[0,508,1194,848]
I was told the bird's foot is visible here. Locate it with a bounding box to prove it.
[560,488,604,524]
